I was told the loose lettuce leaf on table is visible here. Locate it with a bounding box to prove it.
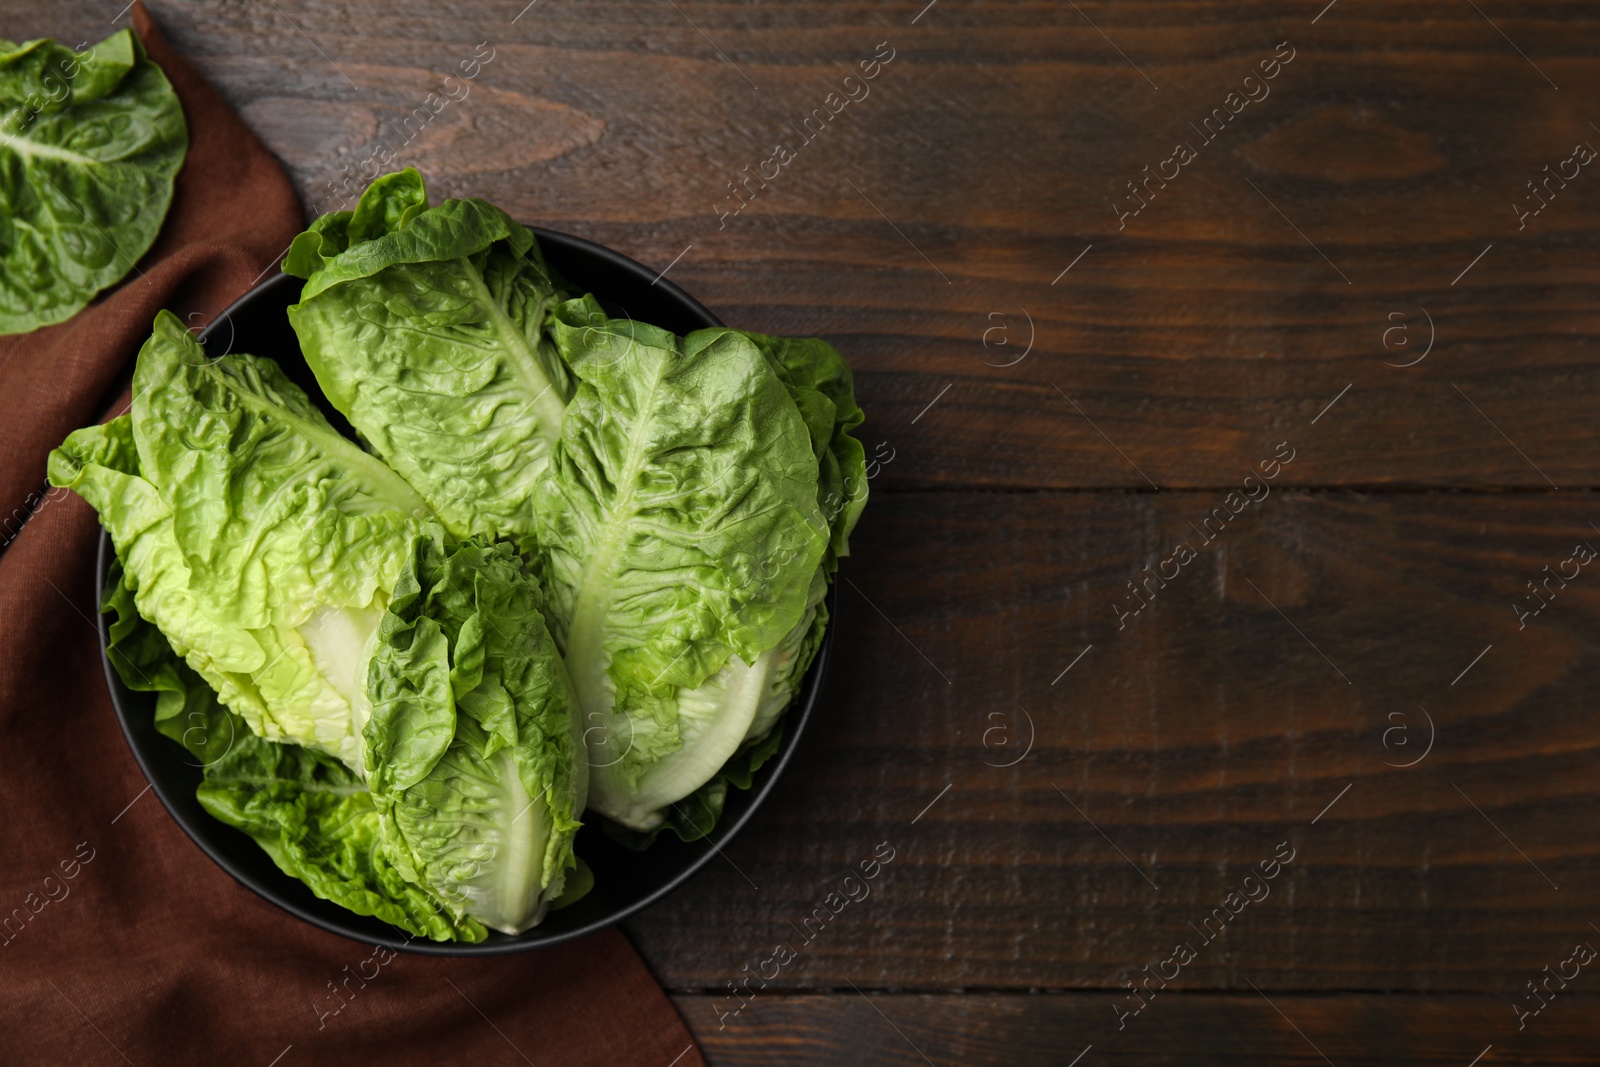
[0,29,187,334]
[101,551,481,942]
[366,531,587,933]
[283,168,571,545]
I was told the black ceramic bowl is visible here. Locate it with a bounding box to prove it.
[95,228,832,954]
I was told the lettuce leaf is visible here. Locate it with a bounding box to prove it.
[0,29,186,334]
[611,570,830,847]
[53,313,434,768]
[603,728,785,850]
[49,413,335,756]
[131,309,430,634]
[101,550,481,942]
[743,333,868,569]
[365,531,586,933]
[537,297,828,830]
[283,168,571,545]
[66,309,438,769]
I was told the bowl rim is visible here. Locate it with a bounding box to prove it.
[95,225,834,954]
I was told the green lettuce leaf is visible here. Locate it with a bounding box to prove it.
[49,414,312,753]
[0,29,187,334]
[742,332,868,568]
[283,169,571,544]
[365,530,585,933]
[131,309,429,633]
[102,548,243,770]
[117,310,434,767]
[538,296,829,830]
[52,313,435,770]
[101,548,482,942]
[611,569,830,847]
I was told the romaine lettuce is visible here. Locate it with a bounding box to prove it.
[538,298,829,830]
[283,168,571,546]
[742,332,868,569]
[55,311,429,768]
[365,530,586,933]
[101,551,482,942]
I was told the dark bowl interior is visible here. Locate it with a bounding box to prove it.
[96,227,832,954]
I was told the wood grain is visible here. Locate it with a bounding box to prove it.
[12,1,1599,490]
[624,488,1600,991]
[676,994,1600,1066]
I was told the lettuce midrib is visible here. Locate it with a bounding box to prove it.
[459,255,567,443]
[190,357,430,518]
[561,346,671,769]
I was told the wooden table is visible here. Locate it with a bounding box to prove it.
[19,1,1600,1062]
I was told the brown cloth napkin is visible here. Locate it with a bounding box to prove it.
[0,7,706,1065]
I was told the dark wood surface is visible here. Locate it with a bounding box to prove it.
[676,994,1600,1066]
[13,0,1600,1062]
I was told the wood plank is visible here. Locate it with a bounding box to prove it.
[623,488,1600,990]
[12,2,1599,488]
[675,993,1600,1067]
